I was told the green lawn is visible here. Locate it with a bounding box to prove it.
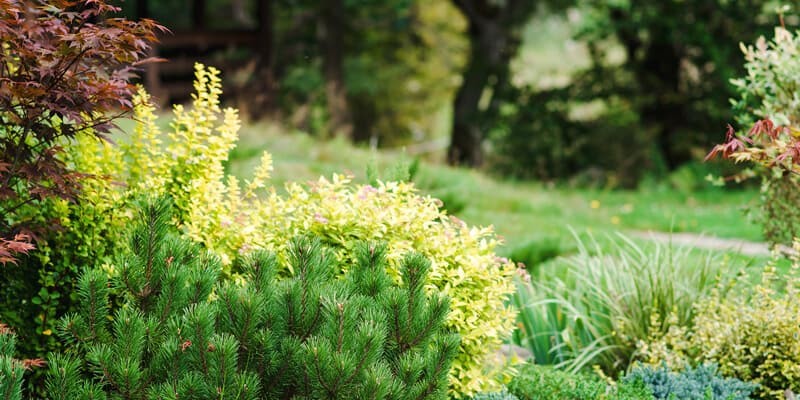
[226,122,763,267]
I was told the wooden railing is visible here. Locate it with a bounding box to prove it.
[145,30,259,104]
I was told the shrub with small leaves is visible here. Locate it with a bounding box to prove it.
[0,0,162,359]
[640,261,800,399]
[709,26,800,246]
[506,363,652,400]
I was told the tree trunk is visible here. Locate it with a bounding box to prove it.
[448,0,534,167]
[319,0,353,139]
[638,41,686,170]
[246,0,276,119]
[449,36,491,166]
[610,7,688,170]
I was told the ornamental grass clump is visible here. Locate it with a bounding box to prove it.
[4,198,459,399]
[511,233,734,376]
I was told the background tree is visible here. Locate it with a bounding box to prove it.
[485,0,800,184]
[319,0,353,139]
[447,0,539,167]
[574,0,799,170]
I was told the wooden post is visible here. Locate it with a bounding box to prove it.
[246,0,276,117]
[137,0,164,105]
[192,0,206,30]
[136,0,149,19]
[145,45,165,107]
[257,0,272,61]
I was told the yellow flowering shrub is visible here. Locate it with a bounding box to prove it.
[639,261,800,399]
[62,64,518,397]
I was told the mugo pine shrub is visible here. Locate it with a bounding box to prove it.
[469,389,519,400]
[12,198,458,399]
[47,64,517,396]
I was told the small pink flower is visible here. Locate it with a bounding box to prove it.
[314,213,328,224]
[359,185,378,200]
[516,264,531,283]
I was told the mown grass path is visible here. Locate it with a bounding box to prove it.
[633,230,782,257]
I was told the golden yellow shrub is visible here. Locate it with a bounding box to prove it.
[68,64,518,397]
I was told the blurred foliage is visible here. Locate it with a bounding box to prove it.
[123,0,800,183]
[271,0,467,145]
[486,85,647,187]
[576,0,796,164]
[488,0,800,185]
[119,0,466,146]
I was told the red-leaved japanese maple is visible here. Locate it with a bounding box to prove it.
[0,0,165,263]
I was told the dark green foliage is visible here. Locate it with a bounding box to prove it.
[576,0,793,169]
[624,363,757,400]
[486,83,649,187]
[486,87,583,182]
[509,237,564,274]
[488,0,800,184]
[20,197,458,400]
[755,174,800,247]
[471,389,520,400]
[0,329,24,400]
[507,363,652,400]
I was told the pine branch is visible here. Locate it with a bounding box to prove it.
[339,333,382,392]
[414,335,459,400]
[405,296,449,351]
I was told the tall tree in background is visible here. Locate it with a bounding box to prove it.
[246,0,276,118]
[448,0,538,167]
[319,0,353,139]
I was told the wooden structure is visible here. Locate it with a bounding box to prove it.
[135,0,272,104]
